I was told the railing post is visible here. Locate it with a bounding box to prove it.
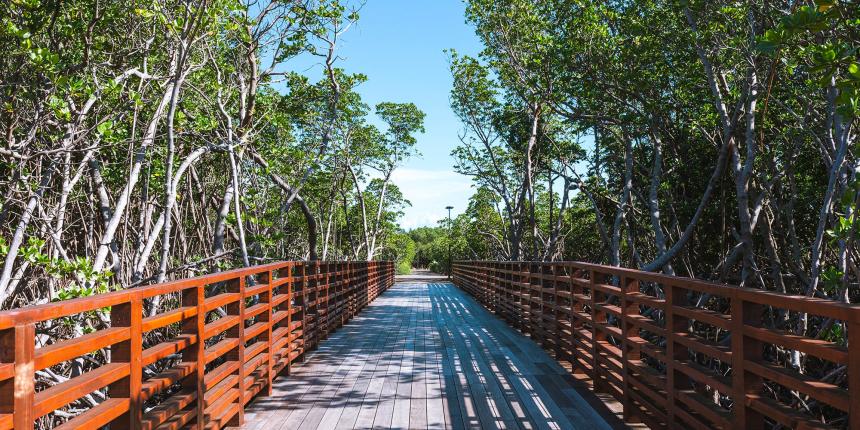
[344,261,350,321]
[547,264,556,353]
[109,297,143,430]
[362,261,366,302]
[324,263,330,336]
[664,283,680,428]
[730,295,763,430]
[280,263,293,374]
[850,317,860,430]
[570,269,585,375]
[260,269,274,397]
[366,262,372,303]
[487,262,493,308]
[619,276,640,423]
[324,262,332,335]
[551,264,561,360]
[494,262,500,314]
[226,276,245,426]
[590,270,606,393]
[668,283,709,428]
[0,323,35,430]
[339,262,345,327]
[372,261,376,298]
[344,262,349,321]
[557,265,566,362]
[509,262,514,324]
[312,261,319,350]
[526,262,533,337]
[352,261,358,316]
[333,262,338,328]
[295,262,306,364]
[356,263,362,313]
[481,262,487,306]
[181,284,205,430]
[519,262,528,333]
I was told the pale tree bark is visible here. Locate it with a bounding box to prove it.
[43,149,97,293]
[524,104,541,259]
[280,17,348,214]
[89,157,114,229]
[732,48,760,286]
[540,177,572,261]
[213,184,234,256]
[805,86,854,297]
[92,76,176,274]
[794,105,853,369]
[367,168,393,259]
[0,67,150,298]
[645,132,673,275]
[321,171,342,260]
[683,6,761,282]
[134,146,212,283]
[0,160,55,303]
[610,134,634,267]
[153,5,212,283]
[156,49,192,284]
[641,134,731,272]
[348,164,372,259]
[228,148,251,268]
[248,149,318,260]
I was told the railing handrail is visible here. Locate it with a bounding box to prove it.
[454,260,860,321]
[0,259,395,430]
[0,260,391,329]
[453,260,860,430]
[0,261,288,329]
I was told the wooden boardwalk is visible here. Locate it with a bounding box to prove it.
[241,277,615,430]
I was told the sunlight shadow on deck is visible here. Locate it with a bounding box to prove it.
[241,282,618,430]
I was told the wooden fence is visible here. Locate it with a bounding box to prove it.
[0,260,394,430]
[453,261,860,430]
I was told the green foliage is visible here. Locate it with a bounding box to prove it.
[820,321,845,343]
[406,215,474,275]
[16,237,116,300]
[450,0,856,300]
[395,261,410,275]
[758,0,860,116]
[381,232,416,274]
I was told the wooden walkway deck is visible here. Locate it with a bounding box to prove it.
[241,277,616,430]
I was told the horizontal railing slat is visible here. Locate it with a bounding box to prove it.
[142,306,198,332]
[52,397,130,430]
[33,326,130,371]
[452,260,859,430]
[0,260,394,430]
[0,261,292,329]
[33,362,129,418]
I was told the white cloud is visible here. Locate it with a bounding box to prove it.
[388,168,473,230]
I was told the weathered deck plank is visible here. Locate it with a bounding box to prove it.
[241,279,616,430]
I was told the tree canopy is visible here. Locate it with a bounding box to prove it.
[0,0,429,308]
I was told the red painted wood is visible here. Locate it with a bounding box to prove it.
[849,320,860,430]
[453,261,857,430]
[0,261,392,430]
[109,298,143,430]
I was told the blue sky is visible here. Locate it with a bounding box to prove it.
[289,1,484,229]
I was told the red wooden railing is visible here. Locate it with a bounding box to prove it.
[454,261,860,430]
[0,260,394,430]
